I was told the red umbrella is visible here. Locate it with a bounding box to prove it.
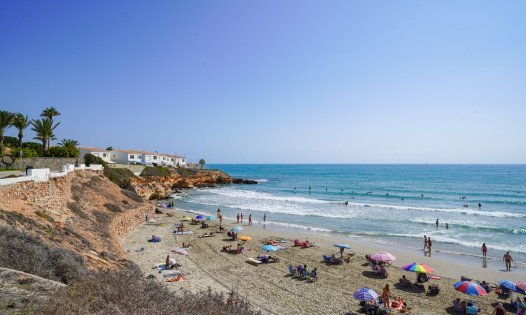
[516,281,526,291]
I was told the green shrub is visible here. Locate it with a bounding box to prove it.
[22,142,44,156]
[103,203,122,213]
[175,168,198,177]
[48,146,70,157]
[21,147,38,157]
[104,168,134,188]
[84,153,105,166]
[3,136,19,147]
[121,189,143,203]
[140,166,171,177]
[0,226,88,284]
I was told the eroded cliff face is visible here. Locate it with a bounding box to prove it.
[131,169,233,200]
[0,171,154,270]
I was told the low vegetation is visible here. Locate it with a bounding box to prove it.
[140,166,171,177]
[37,267,260,315]
[0,226,87,284]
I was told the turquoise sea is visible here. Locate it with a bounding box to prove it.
[174,164,526,264]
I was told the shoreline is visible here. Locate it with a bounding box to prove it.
[180,207,526,277]
[122,205,526,315]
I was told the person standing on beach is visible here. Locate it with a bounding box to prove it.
[503,252,513,271]
[248,214,252,226]
[381,284,390,308]
[218,213,223,229]
[263,213,266,222]
[240,213,244,223]
[435,219,439,229]
[236,213,240,223]
[427,238,432,257]
[482,243,487,257]
[217,208,221,218]
[423,235,428,252]
[445,223,449,229]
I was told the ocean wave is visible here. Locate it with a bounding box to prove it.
[206,188,332,204]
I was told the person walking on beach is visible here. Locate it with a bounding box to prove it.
[240,213,244,223]
[482,243,487,257]
[248,214,252,226]
[263,213,266,222]
[427,237,432,257]
[218,213,223,229]
[423,235,428,252]
[503,252,513,271]
[236,213,240,224]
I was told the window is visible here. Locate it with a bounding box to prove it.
[153,156,157,160]
[130,155,135,159]
[103,153,107,158]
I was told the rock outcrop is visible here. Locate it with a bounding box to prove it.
[131,169,233,200]
[232,178,258,184]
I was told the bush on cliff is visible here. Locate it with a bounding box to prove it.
[104,167,135,188]
[37,266,261,315]
[84,153,105,166]
[140,166,171,177]
[0,226,88,284]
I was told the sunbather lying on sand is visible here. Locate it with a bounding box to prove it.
[182,242,191,248]
[257,255,279,263]
[199,232,216,238]
[293,239,314,248]
[165,274,185,282]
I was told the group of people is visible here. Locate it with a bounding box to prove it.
[221,242,246,254]
[235,212,254,225]
[288,263,317,280]
[423,235,433,257]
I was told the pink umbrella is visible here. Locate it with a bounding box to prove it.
[172,247,189,256]
[370,252,396,262]
[516,281,526,291]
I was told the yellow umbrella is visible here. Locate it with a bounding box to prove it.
[181,216,192,221]
[238,235,252,241]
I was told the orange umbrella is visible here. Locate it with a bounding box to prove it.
[238,235,252,241]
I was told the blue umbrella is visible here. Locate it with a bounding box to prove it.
[499,280,518,292]
[334,243,351,249]
[229,226,243,233]
[196,215,204,220]
[353,288,379,301]
[261,245,278,252]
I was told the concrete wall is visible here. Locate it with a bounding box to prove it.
[0,164,103,186]
[4,157,84,171]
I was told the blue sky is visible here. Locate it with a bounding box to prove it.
[1,1,525,163]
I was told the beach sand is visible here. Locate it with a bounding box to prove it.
[122,207,526,315]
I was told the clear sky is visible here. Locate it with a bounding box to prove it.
[1,1,525,163]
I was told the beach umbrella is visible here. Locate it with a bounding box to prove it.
[181,216,192,221]
[172,248,189,256]
[229,226,243,233]
[499,280,518,292]
[196,215,204,220]
[516,282,526,292]
[238,235,252,241]
[206,216,216,221]
[261,245,278,252]
[353,288,379,301]
[454,281,488,296]
[334,243,351,249]
[370,252,396,262]
[402,262,434,274]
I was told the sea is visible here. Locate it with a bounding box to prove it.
[173,164,526,265]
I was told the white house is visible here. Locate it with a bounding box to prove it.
[78,147,114,163]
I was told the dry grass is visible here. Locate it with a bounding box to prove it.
[37,267,261,315]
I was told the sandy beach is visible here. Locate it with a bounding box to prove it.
[122,207,526,315]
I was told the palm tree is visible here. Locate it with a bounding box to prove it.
[198,159,206,169]
[40,107,61,120]
[106,146,113,151]
[60,139,79,150]
[0,111,15,157]
[13,114,31,157]
[31,118,60,156]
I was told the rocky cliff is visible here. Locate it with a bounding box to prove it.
[0,171,154,270]
[131,169,233,200]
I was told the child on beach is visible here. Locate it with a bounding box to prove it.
[482,243,487,257]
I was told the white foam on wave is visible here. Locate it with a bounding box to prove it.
[206,188,331,204]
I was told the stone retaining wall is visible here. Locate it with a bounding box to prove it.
[3,157,84,171]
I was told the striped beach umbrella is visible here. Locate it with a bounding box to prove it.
[454,281,488,296]
[516,281,526,292]
[370,252,396,262]
[499,280,518,292]
[402,262,434,273]
[353,287,379,301]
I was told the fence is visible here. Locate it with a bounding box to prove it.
[0,164,103,186]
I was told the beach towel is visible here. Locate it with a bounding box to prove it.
[166,274,185,282]
[246,258,263,265]
[163,271,182,278]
